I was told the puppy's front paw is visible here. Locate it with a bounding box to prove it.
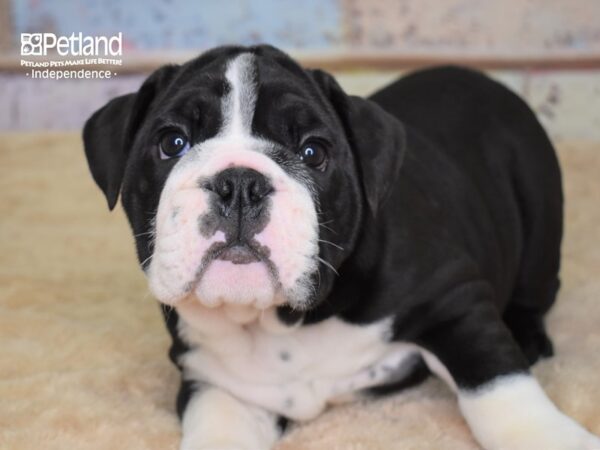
[179,388,278,450]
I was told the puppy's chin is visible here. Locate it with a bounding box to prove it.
[194,260,279,309]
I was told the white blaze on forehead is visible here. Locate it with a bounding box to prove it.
[221,52,257,136]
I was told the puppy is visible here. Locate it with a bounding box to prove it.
[83,45,600,449]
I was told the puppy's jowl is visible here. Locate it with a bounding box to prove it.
[83,45,600,449]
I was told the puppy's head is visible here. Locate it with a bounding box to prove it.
[83,45,405,317]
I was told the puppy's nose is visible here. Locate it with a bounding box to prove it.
[211,167,273,217]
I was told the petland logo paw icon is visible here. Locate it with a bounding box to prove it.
[21,33,43,56]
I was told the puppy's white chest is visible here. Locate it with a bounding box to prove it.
[176,303,418,421]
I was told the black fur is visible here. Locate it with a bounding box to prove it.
[83,46,562,422]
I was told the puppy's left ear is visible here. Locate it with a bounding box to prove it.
[83,64,179,210]
[309,69,407,217]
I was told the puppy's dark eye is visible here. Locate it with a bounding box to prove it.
[159,131,190,159]
[298,142,328,170]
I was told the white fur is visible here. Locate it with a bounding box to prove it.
[177,302,600,449]
[221,52,257,136]
[147,53,319,309]
[176,300,419,422]
[180,387,279,450]
[459,374,600,450]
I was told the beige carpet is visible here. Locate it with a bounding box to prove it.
[1,133,599,449]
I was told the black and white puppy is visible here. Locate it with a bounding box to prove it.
[83,45,600,450]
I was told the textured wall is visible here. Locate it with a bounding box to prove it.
[2,0,600,137]
[3,0,600,54]
[1,68,600,142]
[0,0,13,52]
[9,0,341,50]
[342,0,600,55]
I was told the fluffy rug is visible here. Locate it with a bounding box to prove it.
[1,133,599,449]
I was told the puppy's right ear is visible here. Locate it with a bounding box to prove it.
[308,69,407,219]
[83,65,178,210]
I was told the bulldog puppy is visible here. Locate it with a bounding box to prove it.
[83,45,600,450]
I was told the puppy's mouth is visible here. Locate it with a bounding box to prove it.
[215,242,261,264]
[208,239,271,265]
[187,238,282,310]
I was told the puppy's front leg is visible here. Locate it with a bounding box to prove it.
[415,283,600,450]
[180,386,280,450]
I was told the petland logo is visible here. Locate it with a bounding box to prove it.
[21,32,122,57]
[20,32,123,80]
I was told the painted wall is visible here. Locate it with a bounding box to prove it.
[342,0,600,55]
[3,0,600,55]
[2,68,600,141]
[8,0,341,51]
[1,0,600,137]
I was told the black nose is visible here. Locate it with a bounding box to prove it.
[210,167,273,217]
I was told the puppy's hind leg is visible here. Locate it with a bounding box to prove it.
[503,301,555,365]
[503,165,562,366]
[502,166,561,364]
[414,281,600,450]
[502,108,563,365]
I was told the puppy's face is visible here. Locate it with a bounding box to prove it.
[133,51,362,312]
[84,45,405,316]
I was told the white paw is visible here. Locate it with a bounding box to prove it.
[459,375,600,450]
[466,400,600,450]
[179,388,278,450]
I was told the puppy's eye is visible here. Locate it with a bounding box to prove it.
[159,131,190,159]
[298,142,328,170]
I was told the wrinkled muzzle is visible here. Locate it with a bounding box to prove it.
[147,137,319,315]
